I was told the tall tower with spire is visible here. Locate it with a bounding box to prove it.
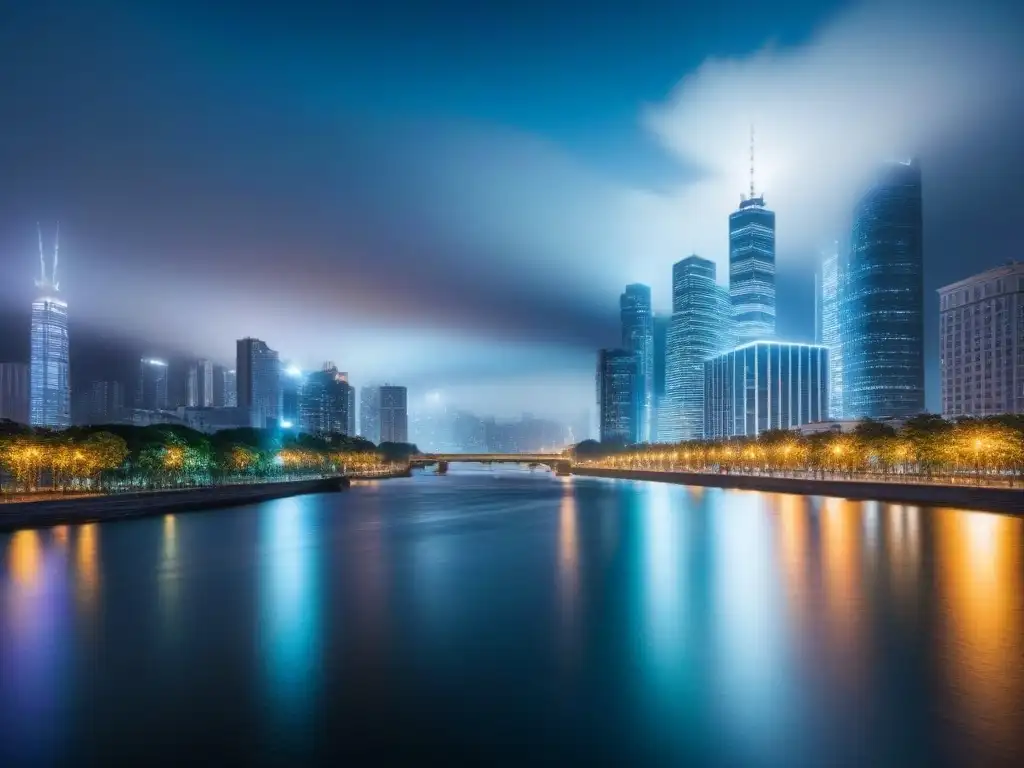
[729,126,777,344]
[29,224,71,428]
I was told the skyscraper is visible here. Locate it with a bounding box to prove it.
[236,338,280,428]
[620,284,654,442]
[597,349,638,444]
[729,138,776,345]
[0,363,30,424]
[705,341,829,439]
[938,262,1024,418]
[651,314,669,440]
[223,369,237,407]
[137,359,170,410]
[280,364,304,428]
[662,256,731,442]
[379,385,409,443]
[299,363,354,436]
[29,226,70,428]
[843,159,924,419]
[360,385,381,443]
[186,359,215,408]
[819,246,844,418]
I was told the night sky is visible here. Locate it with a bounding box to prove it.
[1,0,1022,418]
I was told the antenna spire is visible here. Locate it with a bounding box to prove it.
[37,222,47,284]
[52,222,60,289]
[749,124,756,199]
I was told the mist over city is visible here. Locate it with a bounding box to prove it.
[2,0,1022,432]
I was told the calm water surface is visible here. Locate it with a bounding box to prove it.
[1,466,1023,765]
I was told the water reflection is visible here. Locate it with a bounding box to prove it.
[2,528,72,762]
[0,476,1022,764]
[936,509,1024,760]
[712,491,791,757]
[159,516,180,635]
[258,497,322,739]
[639,482,685,683]
[557,479,580,666]
[75,523,100,612]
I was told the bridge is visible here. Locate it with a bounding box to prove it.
[411,454,571,475]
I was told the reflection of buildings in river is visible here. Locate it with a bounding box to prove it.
[75,524,100,612]
[159,515,180,633]
[350,488,389,664]
[886,504,921,605]
[936,509,1024,754]
[259,497,322,731]
[772,493,811,628]
[819,497,866,689]
[2,528,71,757]
[557,479,580,668]
[712,490,788,749]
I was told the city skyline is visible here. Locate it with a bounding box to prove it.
[1,1,1022,418]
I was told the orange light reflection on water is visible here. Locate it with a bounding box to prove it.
[936,509,1024,754]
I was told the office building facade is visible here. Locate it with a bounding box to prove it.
[85,380,124,424]
[705,341,829,439]
[137,358,169,411]
[597,349,639,444]
[662,256,731,442]
[819,248,844,418]
[236,338,280,428]
[299,363,354,436]
[0,363,30,424]
[360,385,381,443]
[29,228,70,428]
[729,194,776,344]
[223,369,237,407]
[620,283,654,442]
[938,262,1024,418]
[378,385,409,443]
[842,159,924,419]
[187,359,215,408]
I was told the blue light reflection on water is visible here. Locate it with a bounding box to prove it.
[257,497,322,745]
[0,468,1021,765]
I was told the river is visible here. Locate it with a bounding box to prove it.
[1,465,1022,765]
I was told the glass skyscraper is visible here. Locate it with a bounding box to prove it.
[236,337,281,428]
[819,247,844,418]
[379,385,409,443]
[597,349,638,444]
[662,256,730,442]
[137,358,169,410]
[704,341,829,439]
[620,284,654,442]
[843,159,924,419]
[729,193,776,344]
[29,228,70,429]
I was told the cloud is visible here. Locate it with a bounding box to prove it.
[641,0,1023,295]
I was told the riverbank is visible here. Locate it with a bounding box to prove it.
[0,476,356,532]
[572,467,1024,515]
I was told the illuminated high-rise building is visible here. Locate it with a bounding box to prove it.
[186,359,215,408]
[236,338,280,428]
[300,362,354,436]
[280,364,304,428]
[223,369,237,407]
[819,246,844,418]
[29,225,71,428]
[661,256,731,442]
[137,358,169,410]
[597,349,639,444]
[939,261,1024,418]
[620,284,654,442]
[729,131,776,344]
[379,385,408,443]
[705,341,828,439]
[843,159,924,419]
[360,385,381,443]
